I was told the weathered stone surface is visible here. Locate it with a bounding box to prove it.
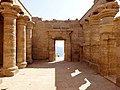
[26,21,34,63]
[0,1,32,76]
[0,14,3,65]
[80,0,120,86]
[32,18,80,61]
[0,0,120,88]
[17,15,29,69]
[1,2,20,76]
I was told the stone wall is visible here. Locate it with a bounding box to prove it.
[114,17,120,86]
[80,0,120,86]
[0,15,3,65]
[32,18,80,61]
[32,18,49,60]
[82,19,101,73]
[81,0,119,75]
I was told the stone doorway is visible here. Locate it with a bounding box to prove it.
[0,14,3,66]
[55,40,65,61]
[48,30,72,62]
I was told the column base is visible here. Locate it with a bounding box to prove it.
[27,59,33,64]
[17,62,27,69]
[2,66,18,77]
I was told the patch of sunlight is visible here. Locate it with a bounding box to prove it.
[55,40,65,61]
[49,57,64,64]
[0,68,56,90]
[49,60,62,64]
[79,78,91,90]
[71,69,82,77]
[49,60,61,63]
[56,57,64,61]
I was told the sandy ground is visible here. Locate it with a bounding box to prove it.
[0,60,120,90]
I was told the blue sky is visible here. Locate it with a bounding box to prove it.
[21,0,120,20]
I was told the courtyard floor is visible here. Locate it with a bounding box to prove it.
[0,60,120,90]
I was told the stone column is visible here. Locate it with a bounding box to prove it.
[17,15,29,69]
[82,20,91,63]
[48,38,55,61]
[114,17,120,86]
[98,1,119,76]
[1,2,21,76]
[116,48,120,86]
[68,31,72,61]
[26,21,34,63]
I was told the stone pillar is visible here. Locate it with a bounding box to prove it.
[17,15,29,69]
[48,37,55,61]
[98,1,119,76]
[26,21,34,63]
[1,2,21,76]
[114,17,120,86]
[116,47,120,86]
[89,17,101,73]
[67,31,72,61]
[82,20,91,63]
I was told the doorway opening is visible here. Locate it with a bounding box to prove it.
[55,40,65,61]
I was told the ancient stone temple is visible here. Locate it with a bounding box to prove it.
[1,0,120,88]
